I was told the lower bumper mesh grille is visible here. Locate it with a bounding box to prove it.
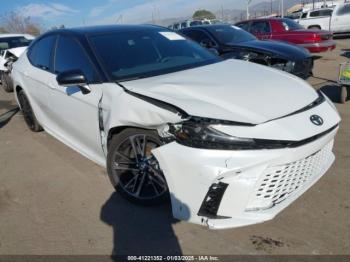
[246,142,333,211]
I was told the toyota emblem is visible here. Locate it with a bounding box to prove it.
[310,115,324,126]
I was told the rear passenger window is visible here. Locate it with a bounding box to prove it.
[310,11,321,17]
[337,4,350,15]
[28,35,56,71]
[250,21,271,34]
[301,12,308,18]
[54,35,97,82]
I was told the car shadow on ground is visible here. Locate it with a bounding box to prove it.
[320,84,349,103]
[100,192,187,259]
[0,107,19,128]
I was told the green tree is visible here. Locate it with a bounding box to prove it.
[192,9,216,20]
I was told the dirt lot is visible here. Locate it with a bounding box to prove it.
[0,39,349,256]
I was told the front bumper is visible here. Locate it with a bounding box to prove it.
[153,128,336,229]
[152,100,340,229]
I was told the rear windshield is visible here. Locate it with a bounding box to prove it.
[281,18,304,31]
[208,25,256,44]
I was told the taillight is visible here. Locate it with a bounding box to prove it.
[313,33,322,42]
[303,33,321,43]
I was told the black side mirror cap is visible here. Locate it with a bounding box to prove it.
[57,69,87,87]
[56,70,91,94]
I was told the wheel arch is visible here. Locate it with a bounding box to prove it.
[308,25,321,29]
[14,85,23,108]
[107,125,158,151]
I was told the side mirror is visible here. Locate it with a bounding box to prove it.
[56,69,91,94]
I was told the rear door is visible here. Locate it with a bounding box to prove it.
[23,35,57,128]
[250,21,272,40]
[46,34,105,163]
[332,4,350,33]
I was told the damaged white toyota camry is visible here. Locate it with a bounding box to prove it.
[12,25,340,229]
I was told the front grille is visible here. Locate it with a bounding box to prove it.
[246,142,333,211]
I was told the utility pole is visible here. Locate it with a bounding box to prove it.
[247,0,252,19]
[271,0,273,15]
[221,5,224,21]
[281,0,284,17]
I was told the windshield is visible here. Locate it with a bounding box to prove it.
[208,25,256,44]
[89,29,220,81]
[281,18,304,31]
[0,37,32,51]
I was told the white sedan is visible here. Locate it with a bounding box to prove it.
[11,25,340,229]
[0,34,34,92]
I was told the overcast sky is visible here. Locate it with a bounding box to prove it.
[0,0,263,27]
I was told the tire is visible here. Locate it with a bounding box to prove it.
[107,128,169,205]
[17,90,43,132]
[340,85,348,104]
[1,72,14,92]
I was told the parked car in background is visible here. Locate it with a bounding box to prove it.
[180,24,313,79]
[12,25,340,229]
[298,3,350,35]
[0,34,34,92]
[297,7,334,27]
[236,18,336,53]
[169,19,223,30]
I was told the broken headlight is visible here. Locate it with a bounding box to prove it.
[166,120,256,150]
[270,59,295,73]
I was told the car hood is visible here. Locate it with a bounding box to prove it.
[6,46,28,58]
[229,40,310,60]
[121,59,318,124]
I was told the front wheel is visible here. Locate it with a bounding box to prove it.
[107,128,169,205]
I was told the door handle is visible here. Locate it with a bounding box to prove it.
[23,71,29,77]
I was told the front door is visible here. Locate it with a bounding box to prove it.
[46,34,105,165]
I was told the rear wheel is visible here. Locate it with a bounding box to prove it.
[308,26,321,30]
[107,128,169,205]
[17,90,42,132]
[1,72,14,92]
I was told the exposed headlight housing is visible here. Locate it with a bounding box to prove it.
[169,120,256,150]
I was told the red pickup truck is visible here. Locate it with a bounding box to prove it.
[236,18,336,53]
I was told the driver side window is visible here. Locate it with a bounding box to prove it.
[54,35,97,82]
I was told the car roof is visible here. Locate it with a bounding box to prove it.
[180,24,231,31]
[49,24,166,37]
